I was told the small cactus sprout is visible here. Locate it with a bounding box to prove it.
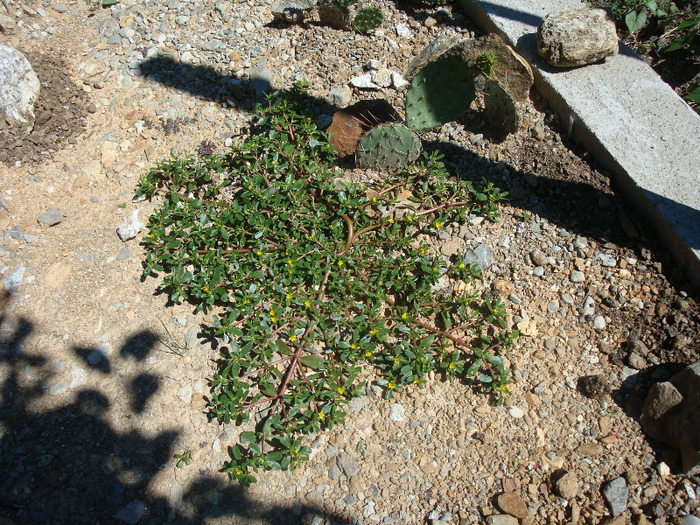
[319,0,352,30]
[352,7,384,34]
[405,56,476,131]
[356,123,422,172]
[475,51,499,78]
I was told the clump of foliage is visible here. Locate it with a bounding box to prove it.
[136,83,516,486]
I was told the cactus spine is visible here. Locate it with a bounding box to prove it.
[356,124,422,172]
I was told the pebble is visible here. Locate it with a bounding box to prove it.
[592,316,606,330]
[602,477,628,517]
[2,266,26,293]
[570,270,585,283]
[37,208,64,226]
[117,210,144,241]
[116,247,131,261]
[463,243,494,270]
[113,499,146,525]
[508,406,524,418]
[553,471,580,499]
[389,403,406,422]
[337,453,360,477]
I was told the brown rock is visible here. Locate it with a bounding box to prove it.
[552,470,580,499]
[326,99,399,158]
[640,381,683,440]
[497,492,530,519]
[537,8,618,68]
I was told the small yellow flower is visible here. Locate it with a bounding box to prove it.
[448,362,456,370]
[203,286,209,292]
[370,329,378,335]
[337,260,344,267]
[401,312,408,320]
[247,185,253,190]
[256,250,263,256]
[337,387,344,394]
[388,218,394,224]
[414,376,420,384]
[270,317,277,323]
[372,197,378,203]
[243,298,250,304]
[432,266,437,271]
[269,310,276,316]
[459,263,466,269]
[394,357,400,365]
[304,300,311,308]
[287,259,294,266]
[286,293,293,300]
[419,248,426,255]
[234,468,244,476]
[289,334,297,342]
[351,343,357,349]
[434,221,442,228]
[317,411,325,420]
[364,350,372,358]
[420,357,425,363]
[387,381,395,390]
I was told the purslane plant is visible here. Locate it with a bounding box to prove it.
[136,83,516,486]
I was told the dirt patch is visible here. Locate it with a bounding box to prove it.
[0,51,91,166]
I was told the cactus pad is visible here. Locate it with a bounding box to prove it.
[356,123,422,172]
[352,7,384,34]
[319,1,351,30]
[483,79,519,139]
[405,56,475,131]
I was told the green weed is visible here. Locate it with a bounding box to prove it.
[137,83,515,486]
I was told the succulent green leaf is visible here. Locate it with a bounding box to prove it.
[355,123,422,172]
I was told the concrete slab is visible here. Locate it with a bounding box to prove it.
[459,0,700,284]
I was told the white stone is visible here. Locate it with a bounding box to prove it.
[117,210,144,242]
[391,71,408,89]
[395,23,412,39]
[350,73,379,90]
[0,45,41,131]
[389,403,406,422]
[509,406,525,418]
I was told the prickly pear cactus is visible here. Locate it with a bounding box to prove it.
[405,56,475,131]
[356,123,422,172]
[483,79,519,138]
[319,0,352,30]
[352,7,384,34]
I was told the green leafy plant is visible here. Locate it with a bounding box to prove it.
[602,0,678,33]
[663,14,700,54]
[174,450,193,468]
[137,83,515,486]
[352,7,384,34]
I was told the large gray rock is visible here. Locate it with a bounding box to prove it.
[0,45,41,132]
[537,8,618,68]
[641,360,700,475]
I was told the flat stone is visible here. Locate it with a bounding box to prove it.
[389,403,406,422]
[537,7,618,68]
[337,453,360,477]
[575,442,604,456]
[37,208,64,226]
[497,492,530,519]
[602,477,628,516]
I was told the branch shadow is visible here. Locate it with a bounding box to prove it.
[0,290,352,524]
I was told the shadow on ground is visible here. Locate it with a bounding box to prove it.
[0,291,351,525]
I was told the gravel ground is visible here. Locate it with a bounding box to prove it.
[0,0,699,524]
